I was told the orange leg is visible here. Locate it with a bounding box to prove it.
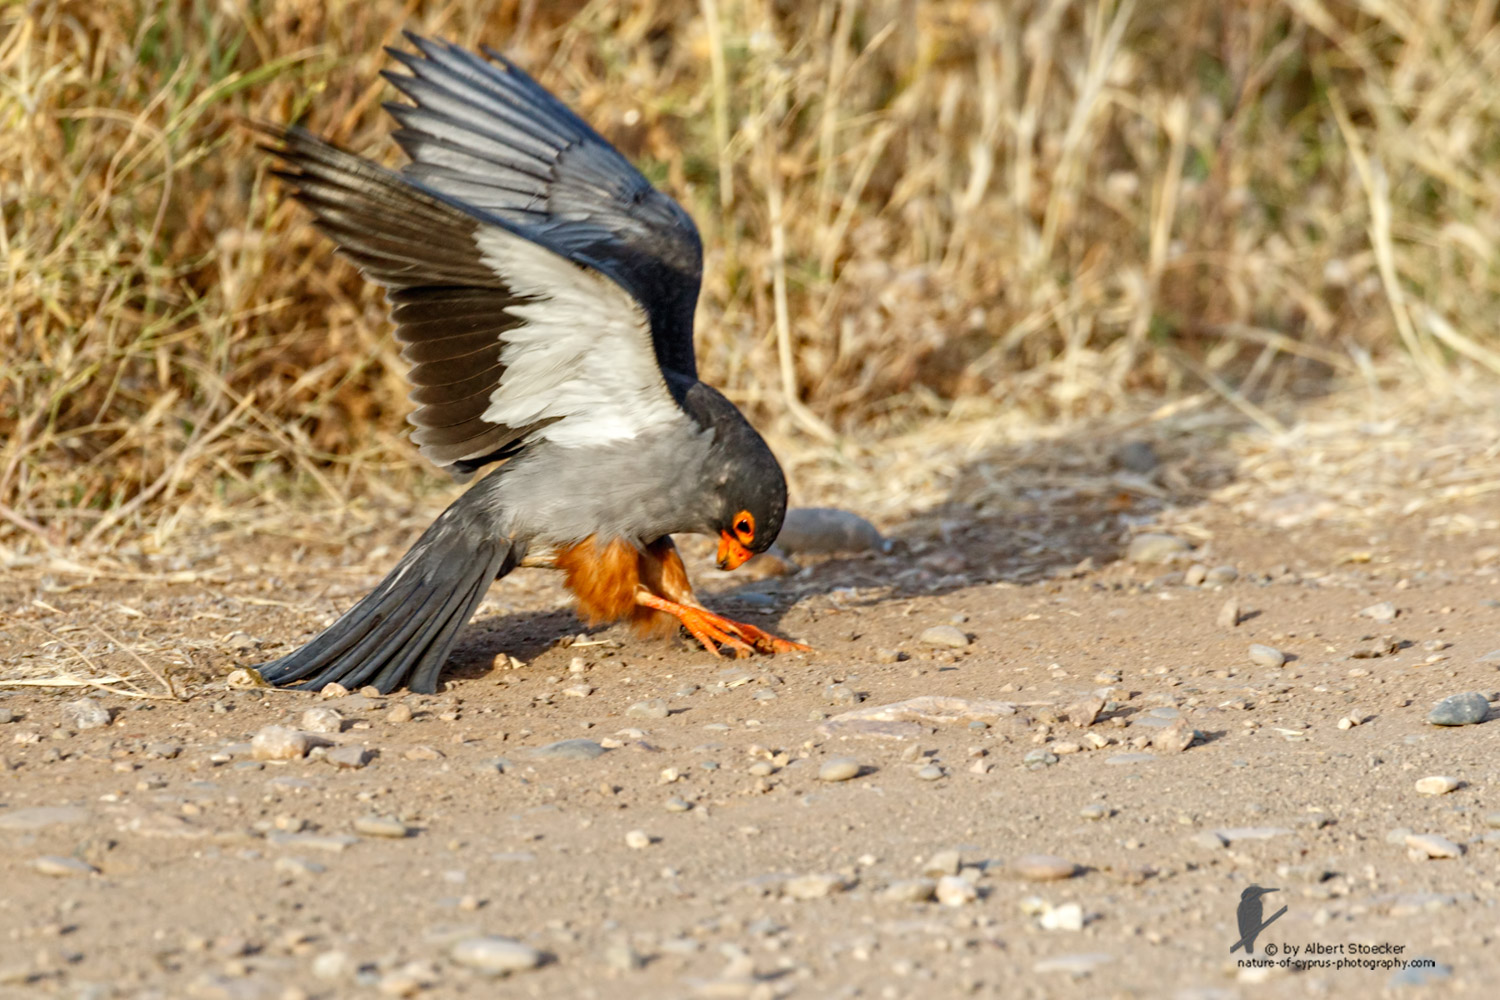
[635,590,809,657]
[636,537,811,657]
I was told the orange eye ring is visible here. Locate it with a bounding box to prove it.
[732,510,755,545]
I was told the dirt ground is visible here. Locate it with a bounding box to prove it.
[2,388,1499,999]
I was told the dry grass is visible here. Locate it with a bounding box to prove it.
[6,0,1500,552]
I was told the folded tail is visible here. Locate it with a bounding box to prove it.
[257,484,518,694]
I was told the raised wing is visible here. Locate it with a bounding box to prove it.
[261,125,685,478]
[383,33,703,378]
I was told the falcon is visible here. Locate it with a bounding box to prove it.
[254,33,808,694]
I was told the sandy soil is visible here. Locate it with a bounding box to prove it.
[2,392,1499,999]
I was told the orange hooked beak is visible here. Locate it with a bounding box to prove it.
[717,531,753,571]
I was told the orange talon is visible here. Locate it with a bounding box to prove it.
[636,592,809,657]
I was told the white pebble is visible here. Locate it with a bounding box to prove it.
[818,757,861,782]
[299,708,344,734]
[251,725,312,761]
[934,875,977,906]
[1039,902,1086,930]
[1414,776,1460,796]
[1404,834,1463,859]
[624,829,653,849]
[919,625,970,649]
[450,936,545,975]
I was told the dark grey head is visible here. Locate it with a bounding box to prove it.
[678,381,787,569]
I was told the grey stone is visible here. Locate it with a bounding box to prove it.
[299,708,344,734]
[1105,753,1156,765]
[528,739,606,761]
[1358,601,1398,622]
[626,698,670,720]
[1205,565,1239,585]
[775,507,887,555]
[32,855,97,877]
[1427,691,1490,726]
[1404,833,1462,859]
[782,873,850,899]
[1112,441,1159,473]
[1248,644,1286,668]
[60,699,111,731]
[326,745,371,769]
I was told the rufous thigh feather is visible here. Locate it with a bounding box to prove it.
[553,535,642,626]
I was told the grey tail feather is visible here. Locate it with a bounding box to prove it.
[256,486,519,695]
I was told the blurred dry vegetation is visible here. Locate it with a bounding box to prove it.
[5,0,1500,552]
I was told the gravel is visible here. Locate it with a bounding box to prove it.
[1427,691,1490,726]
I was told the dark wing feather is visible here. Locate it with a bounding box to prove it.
[382,33,703,378]
[262,124,537,475]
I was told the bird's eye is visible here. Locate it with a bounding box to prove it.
[732,511,755,543]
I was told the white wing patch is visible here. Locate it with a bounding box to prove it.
[475,226,684,447]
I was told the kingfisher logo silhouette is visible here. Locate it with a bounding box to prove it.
[1230,886,1286,954]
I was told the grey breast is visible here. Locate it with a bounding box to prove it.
[490,420,717,548]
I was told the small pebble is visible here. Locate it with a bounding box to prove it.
[783,873,849,899]
[1216,599,1242,628]
[1039,902,1085,931]
[824,684,859,706]
[626,699,669,720]
[871,877,934,907]
[251,726,312,761]
[404,746,443,761]
[922,850,962,877]
[386,703,414,724]
[1414,776,1460,796]
[1112,440,1159,473]
[1404,834,1462,860]
[1183,563,1208,587]
[1426,691,1490,726]
[664,796,692,813]
[32,855,97,878]
[818,757,861,782]
[1013,854,1078,881]
[274,856,326,876]
[775,507,886,555]
[353,816,410,839]
[449,936,545,975]
[602,942,646,972]
[299,708,344,734]
[624,829,653,849]
[312,950,350,980]
[1359,601,1398,622]
[1151,717,1197,754]
[1079,803,1112,821]
[915,764,945,781]
[1248,644,1286,668]
[59,699,111,731]
[1126,533,1190,565]
[1205,565,1239,585]
[934,875,977,907]
[875,648,907,664]
[919,625,969,649]
[319,682,350,698]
